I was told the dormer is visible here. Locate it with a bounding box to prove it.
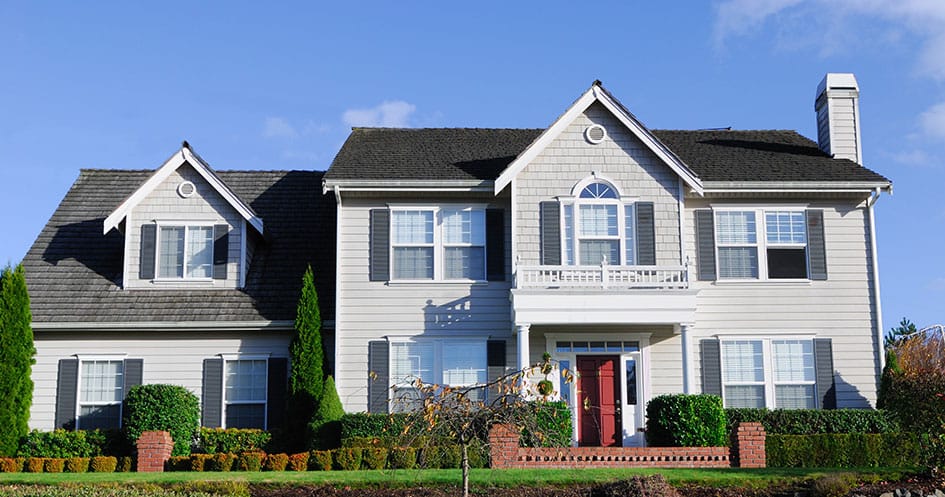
[103,143,263,289]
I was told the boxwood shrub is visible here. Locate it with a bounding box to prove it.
[64,457,89,473]
[646,394,727,447]
[725,408,899,435]
[309,450,333,471]
[287,452,309,471]
[340,413,409,440]
[235,452,264,471]
[123,384,200,456]
[388,447,416,469]
[89,456,117,473]
[766,432,926,468]
[16,429,127,458]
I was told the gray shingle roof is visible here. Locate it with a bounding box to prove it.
[324,127,889,185]
[24,169,335,324]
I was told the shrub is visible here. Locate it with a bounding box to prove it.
[361,448,387,470]
[0,458,22,472]
[116,456,133,472]
[420,446,460,469]
[0,264,36,457]
[766,432,927,468]
[646,394,727,447]
[287,452,309,471]
[166,456,190,471]
[198,428,271,454]
[64,457,89,473]
[17,429,97,458]
[725,408,899,435]
[25,457,44,473]
[123,384,200,456]
[235,451,265,471]
[262,453,288,471]
[90,456,117,472]
[341,436,387,448]
[519,401,572,448]
[309,450,332,470]
[389,447,416,469]
[288,266,325,449]
[189,454,211,472]
[43,458,64,473]
[340,413,409,440]
[204,452,235,472]
[333,448,362,470]
[309,376,345,450]
[467,439,488,469]
[810,473,858,497]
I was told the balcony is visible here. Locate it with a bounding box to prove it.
[511,264,696,325]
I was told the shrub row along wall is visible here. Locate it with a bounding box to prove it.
[488,423,764,469]
[766,432,927,468]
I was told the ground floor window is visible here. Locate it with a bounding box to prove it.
[78,360,124,430]
[389,339,487,410]
[721,338,815,409]
[224,359,267,428]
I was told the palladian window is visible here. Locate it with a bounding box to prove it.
[561,180,636,265]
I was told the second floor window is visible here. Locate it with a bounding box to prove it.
[158,225,214,279]
[391,208,485,281]
[562,180,636,265]
[715,209,808,280]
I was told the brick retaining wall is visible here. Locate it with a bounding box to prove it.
[136,431,174,472]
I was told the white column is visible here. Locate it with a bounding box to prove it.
[516,322,531,371]
[680,324,693,394]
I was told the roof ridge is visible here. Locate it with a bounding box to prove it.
[351,126,545,131]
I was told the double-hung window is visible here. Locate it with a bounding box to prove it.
[720,338,816,409]
[561,180,636,265]
[715,209,808,280]
[224,359,268,429]
[77,360,124,430]
[389,339,487,410]
[158,225,214,279]
[390,207,485,281]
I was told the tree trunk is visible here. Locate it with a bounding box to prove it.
[461,442,470,497]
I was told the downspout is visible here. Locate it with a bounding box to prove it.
[332,185,344,396]
[866,187,885,371]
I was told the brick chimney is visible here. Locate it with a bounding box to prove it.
[815,73,862,164]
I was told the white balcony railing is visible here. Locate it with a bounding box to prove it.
[515,263,689,290]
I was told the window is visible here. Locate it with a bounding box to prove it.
[389,339,487,410]
[562,180,636,265]
[721,338,816,409]
[224,359,267,429]
[391,207,485,281]
[158,225,214,278]
[715,209,808,280]
[78,360,124,430]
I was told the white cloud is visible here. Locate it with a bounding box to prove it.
[889,148,933,166]
[342,101,417,128]
[926,277,945,291]
[262,117,298,139]
[712,0,805,49]
[920,101,945,139]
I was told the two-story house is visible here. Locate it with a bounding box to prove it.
[23,74,890,448]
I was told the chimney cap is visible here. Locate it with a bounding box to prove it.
[817,73,859,99]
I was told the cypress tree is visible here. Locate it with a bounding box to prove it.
[308,376,344,449]
[287,265,324,447]
[0,264,35,456]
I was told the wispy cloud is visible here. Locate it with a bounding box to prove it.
[920,101,945,139]
[342,101,417,128]
[889,148,934,167]
[712,0,804,49]
[926,277,945,291]
[262,117,298,139]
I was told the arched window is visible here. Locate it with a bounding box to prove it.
[562,179,636,265]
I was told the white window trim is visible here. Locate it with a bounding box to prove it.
[75,355,128,430]
[717,336,817,409]
[220,354,270,429]
[559,177,640,266]
[388,205,488,283]
[387,337,489,408]
[153,221,217,281]
[712,207,810,282]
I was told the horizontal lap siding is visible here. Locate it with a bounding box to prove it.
[29,330,292,430]
[515,103,682,267]
[336,197,513,413]
[685,198,879,407]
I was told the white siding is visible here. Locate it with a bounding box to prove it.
[29,330,291,430]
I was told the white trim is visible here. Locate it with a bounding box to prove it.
[678,177,686,266]
[494,83,703,195]
[103,146,263,235]
[332,185,344,396]
[152,223,217,281]
[867,188,885,371]
[176,181,196,198]
[584,124,607,144]
[239,220,247,289]
[510,177,518,275]
[711,207,811,282]
[387,205,487,282]
[220,356,270,429]
[75,354,129,360]
[32,320,299,331]
[717,337,818,409]
[323,179,493,192]
[702,181,891,192]
[75,357,127,430]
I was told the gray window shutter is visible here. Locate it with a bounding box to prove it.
[539,201,561,265]
[806,210,827,281]
[370,210,390,281]
[267,358,288,431]
[487,340,507,383]
[695,210,717,281]
[635,202,656,265]
[814,338,836,409]
[213,224,229,280]
[486,209,505,281]
[700,339,722,397]
[139,224,156,280]
[123,359,143,399]
[367,341,389,414]
[201,358,223,428]
[55,359,79,430]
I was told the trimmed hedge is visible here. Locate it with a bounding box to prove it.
[766,432,927,468]
[90,456,117,473]
[264,453,289,471]
[340,413,409,440]
[726,408,899,435]
[198,428,271,454]
[646,394,727,447]
[309,450,333,471]
[64,457,89,473]
[16,429,127,458]
[123,384,200,456]
[235,452,264,471]
[287,452,309,471]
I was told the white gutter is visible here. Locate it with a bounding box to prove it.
[32,320,302,331]
[867,186,886,371]
[332,184,344,394]
[324,179,493,188]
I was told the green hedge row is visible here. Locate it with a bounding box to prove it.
[726,408,899,435]
[0,456,133,473]
[646,394,727,447]
[16,430,131,458]
[196,428,271,454]
[165,444,489,471]
[766,433,927,468]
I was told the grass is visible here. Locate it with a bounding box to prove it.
[0,467,920,489]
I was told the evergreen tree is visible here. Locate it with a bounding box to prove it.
[308,376,344,449]
[885,317,918,347]
[0,264,35,456]
[287,266,324,447]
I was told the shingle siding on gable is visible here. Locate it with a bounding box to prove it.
[126,164,243,289]
[515,103,682,266]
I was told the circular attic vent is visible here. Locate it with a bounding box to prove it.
[585,124,607,144]
[177,181,196,198]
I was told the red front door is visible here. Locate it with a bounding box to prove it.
[577,356,621,447]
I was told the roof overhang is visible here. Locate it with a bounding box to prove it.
[322,178,495,193]
[32,320,298,332]
[103,145,264,235]
[701,180,892,194]
[494,82,704,195]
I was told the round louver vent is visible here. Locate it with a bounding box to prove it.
[177,181,196,198]
[585,124,607,144]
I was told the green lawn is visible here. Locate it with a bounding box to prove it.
[0,467,919,488]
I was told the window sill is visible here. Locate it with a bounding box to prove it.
[386,280,491,287]
[149,278,216,287]
[712,279,812,287]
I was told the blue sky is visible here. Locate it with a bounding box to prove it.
[1,1,943,330]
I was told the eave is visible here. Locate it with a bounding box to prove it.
[322,178,494,194]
